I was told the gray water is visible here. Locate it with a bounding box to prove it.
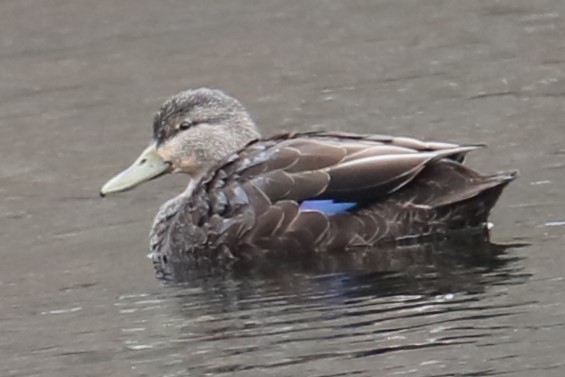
[2,0,565,376]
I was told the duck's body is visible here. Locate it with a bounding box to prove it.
[101,88,516,271]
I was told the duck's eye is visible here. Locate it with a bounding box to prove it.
[179,121,193,130]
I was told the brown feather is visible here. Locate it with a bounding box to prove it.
[284,171,331,201]
[247,206,284,240]
[274,200,299,232]
[326,153,432,194]
[284,142,346,173]
[341,145,416,162]
[287,211,330,250]
[249,170,294,202]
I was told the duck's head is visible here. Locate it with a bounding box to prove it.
[100,88,260,196]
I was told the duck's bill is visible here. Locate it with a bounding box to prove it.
[100,143,170,196]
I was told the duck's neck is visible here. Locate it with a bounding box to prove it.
[182,173,204,198]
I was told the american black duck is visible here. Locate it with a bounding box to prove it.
[100,88,516,270]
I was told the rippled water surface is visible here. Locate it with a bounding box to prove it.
[2,1,565,376]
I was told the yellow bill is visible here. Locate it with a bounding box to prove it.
[100,143,170,196]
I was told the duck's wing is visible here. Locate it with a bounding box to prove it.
[194,132,494,251]
[209,132,482,206]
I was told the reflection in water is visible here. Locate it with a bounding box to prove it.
[116,233,529,376]
[156,230,524,289]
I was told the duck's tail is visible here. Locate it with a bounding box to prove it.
[430,168,518,230]
[430,169,518,207]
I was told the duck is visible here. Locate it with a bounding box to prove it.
[100,88,517,272]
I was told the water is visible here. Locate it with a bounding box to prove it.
[2,0,565,376]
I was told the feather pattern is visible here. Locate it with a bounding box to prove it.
[149,131,516,269]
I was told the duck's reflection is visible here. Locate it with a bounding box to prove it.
[118,232,528,376]
[158,230,528,298]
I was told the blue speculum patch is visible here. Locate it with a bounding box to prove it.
[299,200,357,215]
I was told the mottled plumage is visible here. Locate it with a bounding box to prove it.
[148,131,515,269]
[100,88,516,274]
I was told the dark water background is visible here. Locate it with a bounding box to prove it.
[2,1,565,376]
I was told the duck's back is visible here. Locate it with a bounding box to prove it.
[150,132,516,267]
